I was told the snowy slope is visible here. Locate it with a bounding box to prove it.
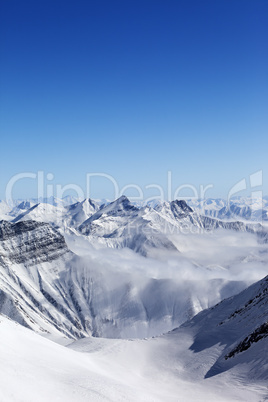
[172,274,268,380]
[0,220,82,340]
[9,200,35,218]
[64,198,99,228]
[11,198,99,230]
[68,275,268,398]
[0,314,158,402]
[0,200,13,220]
[0,310,266,402]
[12,202,65,227]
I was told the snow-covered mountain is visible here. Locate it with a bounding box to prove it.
[1,215,265,341]
[0,219,213,339]
[171,274,268,380]
[0,219,78,340]
[77,196,267,256]
[79,196,179,256]
[1,195,268,223]
[64,198,100,228]
[69,274,268,389]
[188,197,268,221]
[0,195,268,401]
[154,199,264,234]
[0,196,267,341]
[12,202,65,225]
[11,198,100,231]
[0,200,14,220]
[1,195,267,266]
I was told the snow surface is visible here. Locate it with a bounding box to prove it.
[0,311,267,402]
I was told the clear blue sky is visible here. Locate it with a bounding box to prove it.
[0,0,267,200]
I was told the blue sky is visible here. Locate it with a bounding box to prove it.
[0,0,267,200]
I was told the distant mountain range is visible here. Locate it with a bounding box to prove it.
[1,196,267,257]
[1,195,268,222]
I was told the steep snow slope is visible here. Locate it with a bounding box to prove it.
[173,274,268,380]
[12,202,65,226]
[0,200,13,220]
[0,220,82,340]
[12,198,100,230]
[8,200,35,218]
[0,220,67,264]
[64,198,99,228]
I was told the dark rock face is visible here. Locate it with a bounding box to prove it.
[225,322,268,359]
[170,200,194,218]
[0,220,79,339]
[16,201,32,210]
[0,220,47,240]
[0,220,68,265]
[180,275,268,379]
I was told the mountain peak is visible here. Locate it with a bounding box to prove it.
[172,200,193,212]
[101,195,137,213]
[114,195,130,203]
[169,200,193,219]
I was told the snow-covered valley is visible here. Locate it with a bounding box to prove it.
[1,274,267,401]
[0,196,267,401]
